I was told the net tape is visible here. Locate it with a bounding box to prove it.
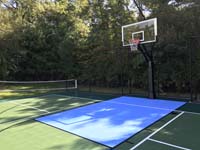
[0,79,76,84]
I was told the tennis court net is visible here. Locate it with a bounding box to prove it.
[0,79,77,92]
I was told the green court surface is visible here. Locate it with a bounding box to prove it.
[0,93,200,150]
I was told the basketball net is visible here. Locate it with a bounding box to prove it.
[129,39,140,52]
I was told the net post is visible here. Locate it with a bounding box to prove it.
[65,79,78,89]
[75,80,78,89]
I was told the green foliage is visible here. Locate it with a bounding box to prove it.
[0,0,200,96]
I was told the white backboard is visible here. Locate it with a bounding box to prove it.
[122,18,157,46]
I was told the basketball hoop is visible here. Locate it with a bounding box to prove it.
[129,39,140,52]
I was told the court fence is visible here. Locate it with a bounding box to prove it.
[1,38,199,102]
[77,37,200,102]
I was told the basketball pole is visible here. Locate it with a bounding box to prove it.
[148,56,156,99]
[188,37,193,102]
[139,44,156,99]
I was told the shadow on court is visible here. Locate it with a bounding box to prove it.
[0,94,102,131]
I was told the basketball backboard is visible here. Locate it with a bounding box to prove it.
[122,18,157,46]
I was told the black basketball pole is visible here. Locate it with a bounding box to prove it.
[139,44,156,99]
[149,45,156,99]
[148,59,156,99]
[188,38,193,102]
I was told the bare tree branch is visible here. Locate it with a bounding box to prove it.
[0,0,17,9]
[123,1,134,20]
[0,0,10,8]
[133,0,146,20]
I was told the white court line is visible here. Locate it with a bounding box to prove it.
[55,94,200,116]
[1,113,49,126]
[53,94,102,101]
[129,112,185,150]
[7,93,101,114]
[0,94,59,104]
[1,100,52,126]
[10,101,50,113]
[5,95,200,116]
[3,93,97,114]
[106,101,200,116]
[148,138,191,150]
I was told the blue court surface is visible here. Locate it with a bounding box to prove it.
[36,96,186,148]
